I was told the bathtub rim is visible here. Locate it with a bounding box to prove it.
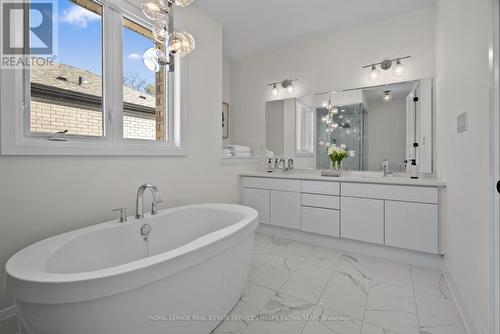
[6,203,257,285]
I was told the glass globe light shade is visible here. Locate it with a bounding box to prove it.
[141,0,167,20]
[168,0,194,7]
[143,47,165,72]
[383,91,393,103]
[369,64,378,81]
[152,20,168,44]
[393,59,405,77]
[168,32,195,57]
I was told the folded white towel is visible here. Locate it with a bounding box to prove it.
[222,148,232,154]
[225,145,251,153]
[233,152,252,157]
[223,154,233,158]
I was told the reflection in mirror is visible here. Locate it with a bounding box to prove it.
[265,78,433,173]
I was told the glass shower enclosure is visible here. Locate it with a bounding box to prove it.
[316,103,367,170]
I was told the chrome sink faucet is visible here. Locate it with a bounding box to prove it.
[279,158,288,173]
[136,184,162,219]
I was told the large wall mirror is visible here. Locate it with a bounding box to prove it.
[265,78,433,173]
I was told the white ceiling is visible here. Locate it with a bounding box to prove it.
[194,0,435,61]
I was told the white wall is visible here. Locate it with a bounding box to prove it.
[0,5,259,315]
[230,8,436,159]
[222,59,231,104]
[435,0,493,332]
[366,97,407,171]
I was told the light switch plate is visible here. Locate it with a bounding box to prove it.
[457,111,468,133]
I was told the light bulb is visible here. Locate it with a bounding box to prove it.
[383,90,393,103]
[332,108,338,115]
[168,33,183,54]
[287,84,294,93]
[369,64,378,81]
[272,84,278,96]
[141,0,167,20]
[168,32,195,57]
[394,58,405,77]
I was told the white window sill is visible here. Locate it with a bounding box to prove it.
[0,137,187,156]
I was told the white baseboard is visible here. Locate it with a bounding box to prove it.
[442,259,488,334]
[257,224,443,269]
[0,306,16,322]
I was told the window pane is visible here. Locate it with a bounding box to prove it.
[122,18,167,141]
[30,0,104,137]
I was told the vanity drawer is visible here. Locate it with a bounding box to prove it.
[243,177,300,192]
[341,183,438,204]
[301,206,340,237]
[301,193,340,209]
[301,180,340,195]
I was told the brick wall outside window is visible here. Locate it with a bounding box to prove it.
[30,97,156,140]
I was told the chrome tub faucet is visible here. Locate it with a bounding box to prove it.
[136,184,162,219]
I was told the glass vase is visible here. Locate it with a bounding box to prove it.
[329,160,342,177]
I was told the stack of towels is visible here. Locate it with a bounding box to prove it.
[223,145,252,158]
[222,148,232,158]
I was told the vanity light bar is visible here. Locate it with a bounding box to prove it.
[362,56,411,70]
[268,79,299,95]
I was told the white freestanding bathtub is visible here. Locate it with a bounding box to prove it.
[6,204,258,334]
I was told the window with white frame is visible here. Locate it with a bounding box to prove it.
[0,0,185,155]
[296,98,315,156]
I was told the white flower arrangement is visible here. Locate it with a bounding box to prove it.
[327,144,355,163]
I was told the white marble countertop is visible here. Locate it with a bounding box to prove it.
[240,169,446,187]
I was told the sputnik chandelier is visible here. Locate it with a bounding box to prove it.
[321,92,339,133]
[141,0,196,72]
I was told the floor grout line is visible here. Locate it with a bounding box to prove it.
[410,264,423,333]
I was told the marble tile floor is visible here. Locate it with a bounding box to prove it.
[212,233,467,334]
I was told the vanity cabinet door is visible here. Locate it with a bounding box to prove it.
[385,201,438,254]
[302,206,340,237]
[341,197,384,244]
[270,190,301,230]
[242,188,270,224]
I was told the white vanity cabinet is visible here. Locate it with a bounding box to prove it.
[341,197,384,244]
[385,201,438,253]
[300,180,340,237]
[341,182,439,253]
[241,177,301,229]
[241,175,442,255]
[242,188,270,224]
[271,191,301,229]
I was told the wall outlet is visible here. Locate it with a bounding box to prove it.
[457,111,468,133]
